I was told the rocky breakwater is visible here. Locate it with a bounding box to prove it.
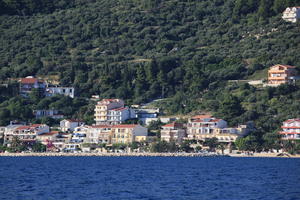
[0,152,225,157]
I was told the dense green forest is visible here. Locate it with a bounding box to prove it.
[0,0,300,138]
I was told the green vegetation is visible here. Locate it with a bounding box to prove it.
[0,0,299,141]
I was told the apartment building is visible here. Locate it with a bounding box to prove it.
[161,122,186,143]
[4,124,49,144]
[279,119,300,140]
[85,125,113,144]
[268,64,298,86]
[94,99,125,125]
[187,115,227,139]
[111,124,148,144]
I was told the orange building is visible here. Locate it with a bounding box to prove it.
[268,64,298,86]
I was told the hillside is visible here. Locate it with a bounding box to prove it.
[0,0,300,136]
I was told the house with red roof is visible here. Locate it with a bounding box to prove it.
[187,115,254,143]
[161,122,186,143]
[279,119,300,140]
[19,76,46,97]
[4,124,49,144]
[94,99,135,125]
[36,131,60,145]
[187,115,227,139]
[282,7,300,23]
[268,64,298,86]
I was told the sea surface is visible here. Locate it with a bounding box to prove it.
[0,157,299,200]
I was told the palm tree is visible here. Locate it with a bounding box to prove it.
[217,143,226,155]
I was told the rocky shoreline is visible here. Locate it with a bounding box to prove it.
[0,152,299,158]
[0,152,224,157]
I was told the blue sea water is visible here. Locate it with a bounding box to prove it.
[0,157,300,200]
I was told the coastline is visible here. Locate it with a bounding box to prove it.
[0,152,299,158]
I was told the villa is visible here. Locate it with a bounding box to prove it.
[186,115,251,143]
[279,119,300,140]
[268,64,298,86]
[282,7,300,23]
[19,76,45,97]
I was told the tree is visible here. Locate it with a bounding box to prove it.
[32,142,46,152]
[217,94,244,122]
[217,143,226,155]
[180,140,193,153]
[282,140,296,154]
[263,132,281,152]
[204,137,219,152]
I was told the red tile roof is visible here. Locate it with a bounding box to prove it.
[162,123,176,128]
[20,78,38,84]
[162,122,183,128]
[271,64,296,69]
[283,119,300,124]
[16,124,43,130]
[39,131,59,136]
[112,124,139,128]
[20,78,44,84]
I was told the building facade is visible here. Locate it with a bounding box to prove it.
[111,124,148,144]
[187,115,227,139]
[186,115,250,143]
[4,124,49,144]
[94,99,125,125]
[282,7,300,23]
[85,125,113,144]
[161,122,186,143]
[268,64,298,86]
[107,107,131,125]
[60,119,85,132]
[19,77,45,97]
[33,110,64,119]
[46,87,75,98]
[279,119,300,140]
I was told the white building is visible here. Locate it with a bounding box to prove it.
[133,108,159,125]
[282,7,300,23]
[4,124,49,144]
[279,119,300,140]
[60,119,85,132]
[94,99,125,125]
[71,126,89,143]
[85,125,113,144]
[33,109,64,119]
[161,122,186,143]
[46,87,75,98]
[187,115,227,139]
